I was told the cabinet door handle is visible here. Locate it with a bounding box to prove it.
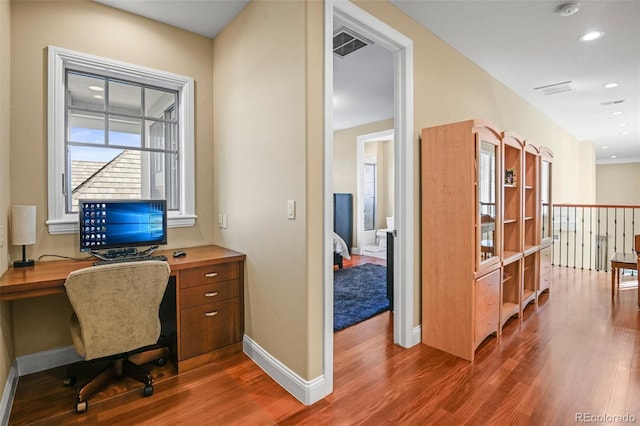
[204,272,219,278]
[204,291,219,297]
[205,310,219,317]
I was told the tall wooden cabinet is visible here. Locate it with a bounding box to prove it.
[421,119,502,361]
[421,119,554,361]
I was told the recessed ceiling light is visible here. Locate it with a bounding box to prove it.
[611,111,623,115]
[601,146,608,150]
[603,82,619,89]
[93,94,103,99]
[620,131,629,135]
[611,155,617,159]
[618,123,627,127]
[88,85,104,92]
[580,31,604,41]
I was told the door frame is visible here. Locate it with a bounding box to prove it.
[356,129,395,253]
[322,0,415,400]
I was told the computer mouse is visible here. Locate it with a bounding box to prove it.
[172,251,186,258]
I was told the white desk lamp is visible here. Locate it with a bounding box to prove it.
[11,205,36,268]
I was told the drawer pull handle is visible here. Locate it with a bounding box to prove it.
[205,310,219,317]
[204,291,219,297]
[204,272,219,278]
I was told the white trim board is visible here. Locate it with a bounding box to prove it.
[0,365,18,426]
[243,336,326,406]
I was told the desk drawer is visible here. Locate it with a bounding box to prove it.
[180,262,240,288]
[180,298,241,360]
[181,279,240,308]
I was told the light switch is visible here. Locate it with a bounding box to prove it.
[222,214,227,229]
[287,200,296,220]
[218,214,223,228]
[0,224,4,247]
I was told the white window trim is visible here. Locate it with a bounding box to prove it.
[46,46,196,235]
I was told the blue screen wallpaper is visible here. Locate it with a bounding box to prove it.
[79,200,166,251]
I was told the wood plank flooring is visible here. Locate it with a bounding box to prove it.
[9,264,640,425]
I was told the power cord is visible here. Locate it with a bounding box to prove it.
[36,254,94,262]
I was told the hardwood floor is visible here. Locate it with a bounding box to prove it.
[9,266,640,425]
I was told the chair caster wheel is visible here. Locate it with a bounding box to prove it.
[156,356,167,367]
[76,400,88,413]
[143,384,153,397]
[63,376,76,387]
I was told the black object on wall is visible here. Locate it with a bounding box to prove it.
[333,193,353,269]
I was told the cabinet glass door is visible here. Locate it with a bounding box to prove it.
[541,159,551,241]
[478,140,497,262]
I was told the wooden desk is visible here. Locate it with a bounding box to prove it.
[0,245,246,372]
[610,252,638,304]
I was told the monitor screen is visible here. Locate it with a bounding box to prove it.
[79,199,167,252]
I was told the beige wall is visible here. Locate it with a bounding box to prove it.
[9,0,214,355]
[1,0,14,403]
[596,163,640,205]
[213,0,324,379]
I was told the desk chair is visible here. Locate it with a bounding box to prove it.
[63,260,171,413]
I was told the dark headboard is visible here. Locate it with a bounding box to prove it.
[333,193,353,254]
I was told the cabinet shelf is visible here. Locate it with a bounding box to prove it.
[504,218,518,224]
[501,302,519,324]
[524,216,534,221]
[504,184,517,189]
[524,185,534,190]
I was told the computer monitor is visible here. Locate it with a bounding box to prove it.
[79,199,167,253]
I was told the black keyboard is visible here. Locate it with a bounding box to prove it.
[93,254,168,266]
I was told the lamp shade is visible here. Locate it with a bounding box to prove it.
[11,205,36,246]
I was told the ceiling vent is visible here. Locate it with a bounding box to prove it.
[534,81,576,96]
[333,27,371,58]
[600,99,625,106]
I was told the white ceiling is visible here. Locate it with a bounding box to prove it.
[96,0,640,164]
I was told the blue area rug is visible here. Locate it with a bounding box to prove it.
[334,263,389,331]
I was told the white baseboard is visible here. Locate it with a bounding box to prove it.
[0,364,18,426]
[243,335,328,406]
[15,346,81,377]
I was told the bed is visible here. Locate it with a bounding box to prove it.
[333,232,351,269]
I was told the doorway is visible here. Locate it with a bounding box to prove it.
[321,0,415,401]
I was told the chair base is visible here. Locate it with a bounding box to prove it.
[65,345,169,413]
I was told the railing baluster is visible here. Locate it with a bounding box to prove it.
[545,204,640,269]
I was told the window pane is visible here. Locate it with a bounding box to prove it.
[109,80,142,115]
[67,72,105,111]
[68,110,105,144]
[146,120,178,150]
[108,115,141,147]
[145,88,177,119]
[68,145,135,212]
[143,151,179,210]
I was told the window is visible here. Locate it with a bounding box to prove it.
[47,46,195,234]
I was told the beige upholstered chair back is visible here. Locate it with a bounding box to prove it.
[64,260,171,361]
